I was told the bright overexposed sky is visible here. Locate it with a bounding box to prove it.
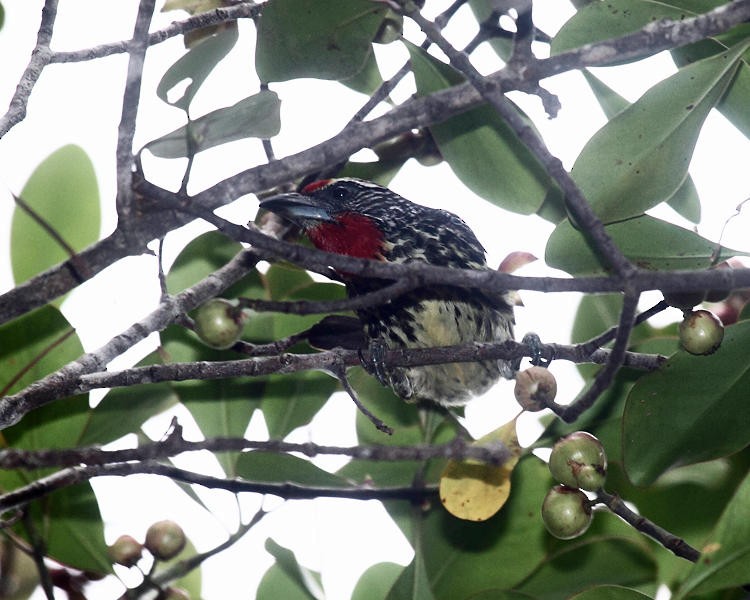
[1,1,749,598]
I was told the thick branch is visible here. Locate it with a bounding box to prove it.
[66,340,662,398]
[0,434,511,471]
[0,247,261,430]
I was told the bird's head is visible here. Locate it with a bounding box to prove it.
[260,178,393,260]
[261,178,487,269]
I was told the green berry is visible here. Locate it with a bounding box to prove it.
[541,485,593,540]
[144,520,186,561]
[108,534,143,567]
[193,298,245,350]
[549,432,607,491]
[679,309,724,355]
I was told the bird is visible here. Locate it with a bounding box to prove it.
[260,178,515,407]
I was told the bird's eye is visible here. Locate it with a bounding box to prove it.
[330,184,348,201]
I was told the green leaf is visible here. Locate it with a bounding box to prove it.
[405,41,560,215]
[0,307,108,573]
[340,48,385,96]
[28,483,111,574]
[467,0,512,61]
[352,563,404,600]
[671,26,750,140]
[664,175,702,225]
[259,539,324,600]
[418,457,551,598]
[581,70,700,223]
[551,0,724,58]
[0,306,88,450]
[605,457,748,587]
[146,90,281,158]
[166,230,263,296]
[11,145,100,294]
[159,324,263,476]
[338,158,404,187]
[675,470,750,597]
[255,0,385,83]
[570,41,747,223]
[153,537,203,598]
[261,372,338,439]
[568,586,653,600]
[79,356,179,446]
[623,320,750,485]
[545,214,748,276]
[386,555,436,600]
[465,593,536,600]
[157,27,238,111]
[515,536,656,599]
[235,451,348,487]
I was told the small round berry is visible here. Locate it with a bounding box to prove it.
[514,366,557,412]
[541,485,593,540]
[108,534,143,567]
[144,520,186,561]
[193,298,245,350]
[679,309,724,355]
[549,431,607,491]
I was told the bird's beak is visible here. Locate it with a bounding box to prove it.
[260,192,334,226]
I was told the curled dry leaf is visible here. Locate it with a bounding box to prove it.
[439,418,522,522]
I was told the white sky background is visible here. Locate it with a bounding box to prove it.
[0,1,749,598]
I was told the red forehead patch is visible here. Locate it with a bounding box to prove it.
[301,179,333,194]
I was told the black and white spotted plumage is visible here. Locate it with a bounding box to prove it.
[260,178,515,406]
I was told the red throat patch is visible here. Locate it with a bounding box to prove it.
[308,213,384,260]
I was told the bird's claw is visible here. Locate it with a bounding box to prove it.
[359,338,390,387]
[521,332,552,368]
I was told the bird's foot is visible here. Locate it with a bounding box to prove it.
[519,332,553,368]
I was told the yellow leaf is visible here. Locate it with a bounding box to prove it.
[439,419,522,521]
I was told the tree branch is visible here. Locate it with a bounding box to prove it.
[115,0,156,221]
[0,0,57,137]
[50,3,263,65]
[2,2,749,323]
[595,488,701,562]
[0,432,511,471]
[0,461,437,514]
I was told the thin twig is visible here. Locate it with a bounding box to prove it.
[21,510,55,600]
[556,291,641,422]
[0,0,58,137]
[115,0,156,220]
[580,299,669,355]
[400,1,634,279]
[128,508,268,596]
[595,488,701,562]
[12,193,90,281]
[49,3,262,64]
[0,461,437,513]
[331,363,394,434]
